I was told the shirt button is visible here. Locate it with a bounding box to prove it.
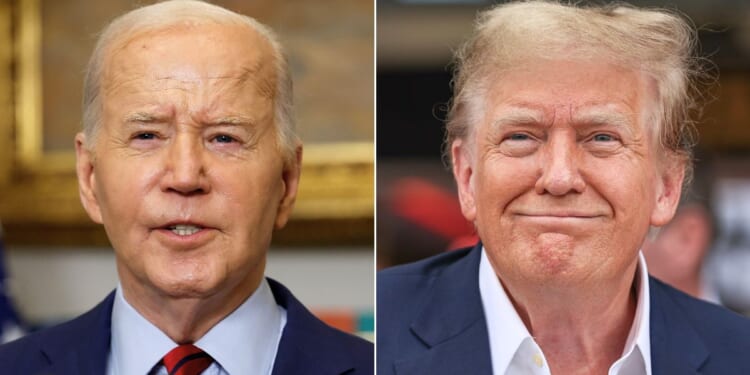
[533,353,544,368]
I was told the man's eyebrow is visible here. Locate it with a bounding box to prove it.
[124,112,170,123]
[491,106,546,129]
[206,116,256,127]
[571,106,634,130]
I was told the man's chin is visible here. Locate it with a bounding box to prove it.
[150,275,223,300]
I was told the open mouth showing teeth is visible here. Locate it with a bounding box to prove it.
[169,224,202,236]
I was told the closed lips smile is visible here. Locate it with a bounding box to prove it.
[515,213,603,219]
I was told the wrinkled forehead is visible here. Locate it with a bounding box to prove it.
[478,58,658,128]
[100,22,278,97]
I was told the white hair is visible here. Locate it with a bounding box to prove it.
[82,0,297,160]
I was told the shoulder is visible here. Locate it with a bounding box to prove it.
[376,247,480,346]
[650,277,750,370]
[289,312,373,373]
[0,292,113,372]
[299,318,373,373]
[267,278,373,374]
[0,328,48,370]
[651,277,750,333]
[377,246,491,375]
[651,276,750,333]
[378,246,476,289]
[378,246,477,308]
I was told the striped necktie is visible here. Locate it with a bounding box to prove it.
[162,344,213,375]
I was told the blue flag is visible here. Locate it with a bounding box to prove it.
[0,224,24,343]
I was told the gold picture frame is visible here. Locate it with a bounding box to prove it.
[0,0,373,247]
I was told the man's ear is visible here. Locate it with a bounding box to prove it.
[650,158,685,227]
[75,133,103,224]
[452,139,477,222]
[275,143,303,229]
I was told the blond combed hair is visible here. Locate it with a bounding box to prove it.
[82,0,297,161]
[445,0,711,183]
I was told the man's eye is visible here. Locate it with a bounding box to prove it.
[508,133,531,141]
[592,133,615,142]
[213,134,236,143]
[134,133,156,140]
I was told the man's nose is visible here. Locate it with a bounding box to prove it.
[534,135,586,196]
[161,134,210,195]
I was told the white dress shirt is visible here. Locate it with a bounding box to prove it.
[107,278,287,375]
[479,248,652,375]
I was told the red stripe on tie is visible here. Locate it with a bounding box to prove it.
[163,344,213,375]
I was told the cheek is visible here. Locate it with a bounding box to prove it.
[218,181,281,266]
[475,155,538,206]
[219,164,283,224]
[586,159,657,248]
[95,159,159,228]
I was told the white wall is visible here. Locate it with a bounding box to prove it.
[5,246,373,324]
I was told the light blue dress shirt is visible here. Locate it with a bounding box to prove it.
[106,279,287,375]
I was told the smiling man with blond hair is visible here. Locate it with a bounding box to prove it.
[378,1,750,374]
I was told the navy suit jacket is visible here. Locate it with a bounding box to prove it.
[377,244,750,375]
[0,278,373,375]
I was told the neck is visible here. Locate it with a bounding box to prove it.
[119,270,263,344]
[499,259,639,375]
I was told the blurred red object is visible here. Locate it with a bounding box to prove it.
[390,178,478,250]
[314,310,355,333]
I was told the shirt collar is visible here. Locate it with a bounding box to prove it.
[196,278,286,375]
[479,248,652,375]
[110,278,286,375]
[110,287,179,375]
[613,252,652,375]
[479,249,532,374]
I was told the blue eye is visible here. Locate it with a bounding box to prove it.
[593,134,614,142]
[508,133,530,141]
[213,134,236,143]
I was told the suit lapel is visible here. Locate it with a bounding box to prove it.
[39,292,114,375]
[395,246,493,375]
[649,278,708,375]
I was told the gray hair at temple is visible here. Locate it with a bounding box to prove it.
[82,0,297,161]
[445,0,709,182]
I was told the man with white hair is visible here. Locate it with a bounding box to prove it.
[0,1,372,374]
[378,1,750,374]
